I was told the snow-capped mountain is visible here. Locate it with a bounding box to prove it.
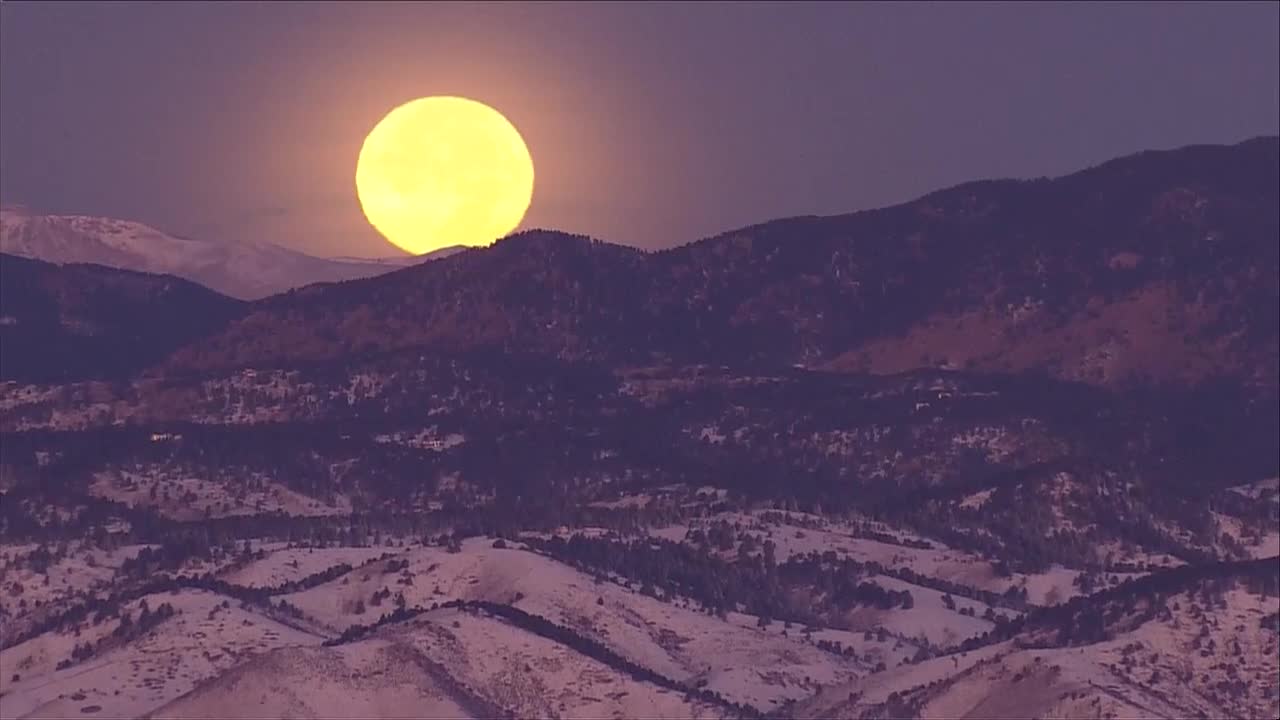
[0,206,464,300]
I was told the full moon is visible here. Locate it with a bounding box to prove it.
[355,96,535,255]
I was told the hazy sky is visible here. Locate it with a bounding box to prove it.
[2,1,1277,257]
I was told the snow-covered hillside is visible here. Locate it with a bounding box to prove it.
[794,584,1280,720]
[0,206,461,300]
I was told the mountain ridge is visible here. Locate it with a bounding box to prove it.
[0,253,245,382]
[0,206,463,300]
[159,136,1279,388]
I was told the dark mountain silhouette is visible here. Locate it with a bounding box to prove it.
[0,254,245,382]
[159,137,1278,388]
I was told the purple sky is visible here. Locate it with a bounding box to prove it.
[2,1,1277,258]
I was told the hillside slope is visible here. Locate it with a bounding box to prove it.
[792,558,1280,720]
[0,254,245,382]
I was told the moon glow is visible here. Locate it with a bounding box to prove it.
[355,96,535,255]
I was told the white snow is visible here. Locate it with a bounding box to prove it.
[0,207,429,299]
[281,539,865,711]
[0,542,155,636]
[866,575,1001,647]
[220,547,397,588]
[0,589,323,719]
[88,470,351,520]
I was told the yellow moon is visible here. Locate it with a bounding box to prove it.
[355,96,534,255]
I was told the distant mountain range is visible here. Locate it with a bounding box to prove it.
[166,136,1277,389]
[0,206,463,300]
[1,136,1275,388]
